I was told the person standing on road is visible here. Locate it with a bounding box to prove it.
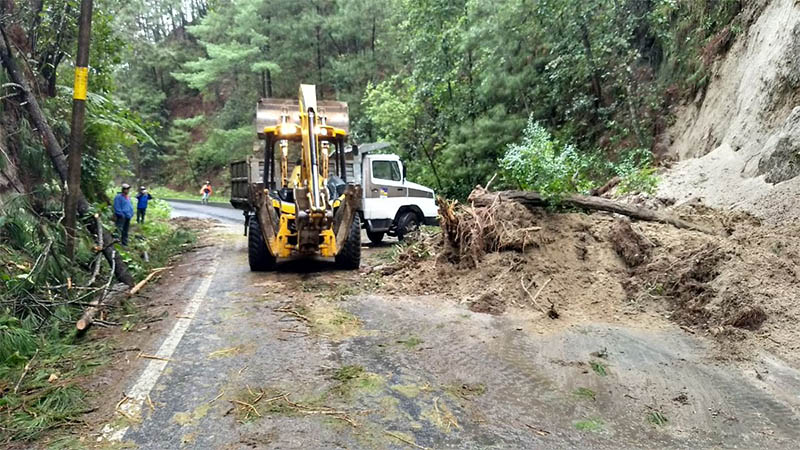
[113,183,134,246]
[200,181,212,204]
[135,186,153,224]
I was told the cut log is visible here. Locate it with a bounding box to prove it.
[0,25,133,286]
[467,188,714,235]
[128,267,168,296]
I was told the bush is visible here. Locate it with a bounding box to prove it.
[614,148,659,195]
[500,117,596,199]
[500,117,659,199]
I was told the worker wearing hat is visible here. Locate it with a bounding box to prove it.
[135,186,153,224]
[113,183,134,246]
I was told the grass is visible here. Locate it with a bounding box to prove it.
[574,418,604,432]
[444,382,486,399]
[330,365,385,396]
[396,336,424,349]
[321,283,358,302]
[574,387,596,401]
[647,410,668,426]
[149,186,227,204]
[590,361,608,377]
[305,302,362,340]
[0,326,109,441]
[332,365,365,382]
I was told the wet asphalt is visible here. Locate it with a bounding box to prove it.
[104,204,800,449]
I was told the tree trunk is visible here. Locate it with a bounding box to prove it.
[260,70,266,98]
[468,188,713,234]
[579,19,603,111]
[0,26,135,286]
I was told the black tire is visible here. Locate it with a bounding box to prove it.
[367,230,385,244]
[396,211,421,241]
[248,216,275,271]
[335,215,361,270]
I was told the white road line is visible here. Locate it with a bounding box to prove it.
[101,257,218,442]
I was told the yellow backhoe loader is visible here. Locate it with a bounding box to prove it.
[230,85,362,270]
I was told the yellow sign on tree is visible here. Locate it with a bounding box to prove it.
[73,66,89,100]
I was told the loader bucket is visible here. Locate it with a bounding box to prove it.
[334,184,363,252]
[256,98,349,139]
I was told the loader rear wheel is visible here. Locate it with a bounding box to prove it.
[248,216,275,271]
[367,231,385,244]
[335,215,361,270]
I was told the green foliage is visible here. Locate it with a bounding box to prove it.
[575,418,604,432]
[0,195,194,442]
[590,361,608,376]
[0,310,108,441]
[647,409,668,426]
[99,0,744,197]
[500,118,596,199]
[574,387,597,401]
[615,149,660,195]
[191,126,252,175]
[0,315,37,366]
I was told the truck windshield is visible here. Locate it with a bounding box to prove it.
[372,160,402,181]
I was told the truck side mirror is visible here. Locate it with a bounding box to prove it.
[352,144,359,156]
[402,165,407,182]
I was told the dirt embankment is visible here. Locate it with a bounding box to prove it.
[374,195,800,364]
[659,0,800,224]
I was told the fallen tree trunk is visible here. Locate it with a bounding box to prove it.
[589,176,620,196]
[0,25,134,286]
[468,188,713,234]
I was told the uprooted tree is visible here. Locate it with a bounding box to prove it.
[438,186,712,267]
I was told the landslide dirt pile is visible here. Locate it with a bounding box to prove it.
[378,191,800,356]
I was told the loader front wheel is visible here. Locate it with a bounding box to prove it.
[335,215,361,270]
[248,216,275,271]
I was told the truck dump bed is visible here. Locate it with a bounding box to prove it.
[230,156,264,211]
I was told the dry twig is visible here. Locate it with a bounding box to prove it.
[384,431,428,449]
[521,278,548,314]
[13,349,38,394]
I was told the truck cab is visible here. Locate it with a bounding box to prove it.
[347,144,438,243]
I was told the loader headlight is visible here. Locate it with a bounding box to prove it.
[280,123,298,135]
[316,127,328,137]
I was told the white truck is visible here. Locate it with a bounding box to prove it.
[230,142,437,244]
[346,143,438,243]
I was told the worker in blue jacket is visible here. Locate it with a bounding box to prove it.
[113,183,134,246]
[135,186,153,224]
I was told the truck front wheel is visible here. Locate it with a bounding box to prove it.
[248,217,276,271]
[336,215,361,270]
[396,211,420,241]
[367,231,385,244]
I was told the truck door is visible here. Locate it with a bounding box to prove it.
[367,159,406,198]
[363,158,407,221]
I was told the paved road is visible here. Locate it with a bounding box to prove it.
[168,199,244,225]
[99,206,800,449]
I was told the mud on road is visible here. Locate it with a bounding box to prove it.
[88,220,800,449]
